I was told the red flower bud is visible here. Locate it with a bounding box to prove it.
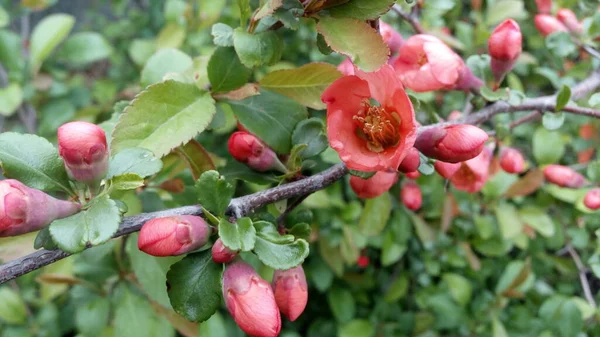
[557,8,583,34]
[405,170,421,180]
[228,132,285,172]
[356,255,369,268]
[543,165,586,188]
[212,238,238,263]
[272,266,308,322]
[499,147,525,174]
[489,19,522,84]
[584,189,600,210]
[380,20,404,54]
[223,261,281,337]
[350,171,398,199]
[401,181,422,211]
[535,0,552,14]
[138,215,211,256]
[535,14,568,37]
[434,161,461,179]
[415,124,488,163]
[57,121,109,183]
[398,148,420,173]
[0,180,80,237]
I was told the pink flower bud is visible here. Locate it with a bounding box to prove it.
[272,266,308,322]
[380,20,404,54]
[138,215,211,256]
[535,14,568,37]
[398,148,420,173]
[228,132,284,172]
[434,161,461,179]
[0,180,80,237]
[223,261,281,337]
[453,65,484,92]
[405,171,421,180]
[557,8,583,34]
[543,165,586,188]
[212,238,238,263]
[450,148,492,193]
[57,121,109,183]
[535,0,552,14]
[350,171,398,199]
[415,125,488,163]
[401,181,422,211]
[489,19,522,84]
[584,188,600,210]
[357,255,369,268]
[499,147,525,174]
[447,111,462,121]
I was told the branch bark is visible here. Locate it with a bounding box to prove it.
[566,244,598,308]
[0,164,348,285]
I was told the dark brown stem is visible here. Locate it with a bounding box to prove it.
[392,4,425,34]
[566,244,598,308]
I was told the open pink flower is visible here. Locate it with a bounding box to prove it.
[449,148,492,193]
[322,64,417,172]
[393,35,482,92]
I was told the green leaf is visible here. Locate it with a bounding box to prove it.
[555,85,571,111]
[107,147,163,178]
[443,273,472,306]
[532,127,565,164]
[254,222,309,269]
[518,206,555,237]
[546,32,577,58]
[174,139,216,180]
[114,285,174,337]
[0,30,24,76]
[339,319,375,337]
[480,87,509,102]
[208,46,252,93]
[0,288,27,324]
[542,112,565,130]
[255,0,285,20]
[50,195,121,253]
[29,13,75,73]
[291,118,328,158]
[211,23,234,46]
[558,300,583,337]
[358,193,392,236]
[495,202,523,239]
[0,132,71,193]
[237,0,252,27]
[111,81,216,158]
[316,33,333,55]
[227,89,307,153]
[589,93,600,108]
[126,234,181,309]
[167,250,222,322]
[348,169,376,179]
[0,83,23,116]
[485,0,526,25]
[327,288,356,323]
[259,62,342,109]
[0,6,8,28]
[58,32,112,67]
[587,161,600,182]
[317,17,389,72]
[492,317,509,337]
[140,48,193,86]
[384,275,409,302]
[75,298,110,337]
[330,0,395,20]
[495,259,530,294]
[128,38,156,67]
[233,29,283,68]
[381,230,406,266]
[271,0,304,30]
[156,23,186,49]
[110,173,145,190]
[218,217,256,251]
[196,170,235,216]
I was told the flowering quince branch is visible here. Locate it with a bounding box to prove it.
[0,164,348,284]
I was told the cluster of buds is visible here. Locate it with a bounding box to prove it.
[533,0,582,37]
[222,261,308,337]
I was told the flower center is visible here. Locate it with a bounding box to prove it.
[417,52,428,66]
[353,100,401,153]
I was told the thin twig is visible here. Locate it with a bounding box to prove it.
[392,4,425,34]
[566,244,597,308]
